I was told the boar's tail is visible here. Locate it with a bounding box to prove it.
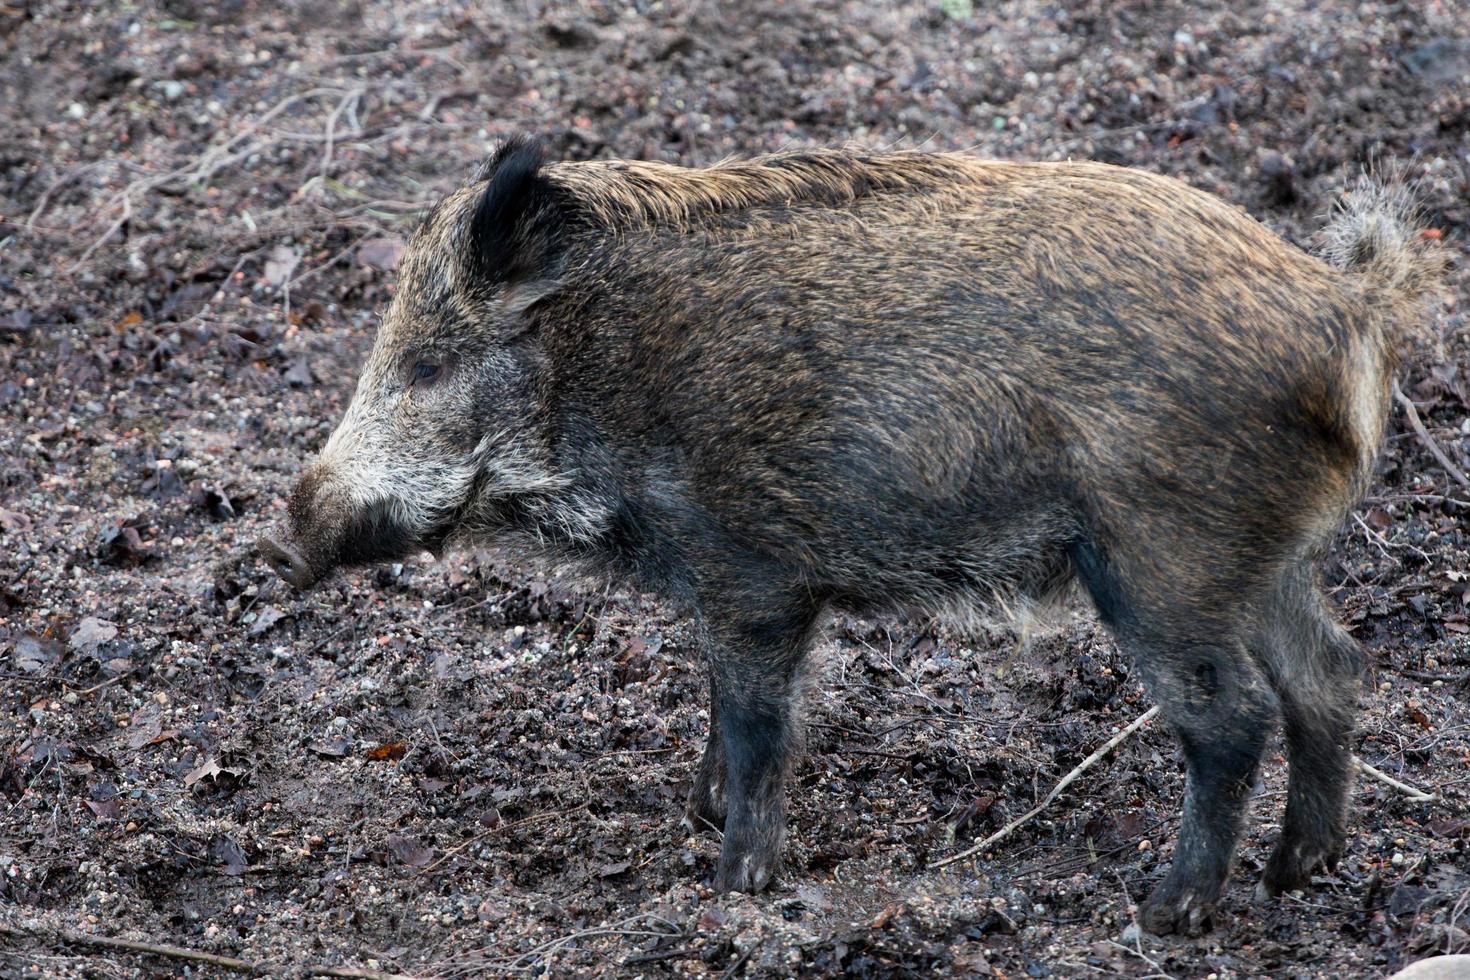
[1320,172,1444,349]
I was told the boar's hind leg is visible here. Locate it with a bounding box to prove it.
[1134,641,1277,936]
[1256,562,1361,897]
[1070,540,1279,935]
[699,594,821,894]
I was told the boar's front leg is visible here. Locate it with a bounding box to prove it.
[685,675,727,830]
[697,590,820,894]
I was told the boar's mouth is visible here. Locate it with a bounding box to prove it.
[258,497,427,591]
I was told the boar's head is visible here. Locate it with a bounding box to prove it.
[258,137,581,589]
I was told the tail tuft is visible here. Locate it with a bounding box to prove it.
[1320,173,1444,344]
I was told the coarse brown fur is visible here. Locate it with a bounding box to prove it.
[259,138,1441,935]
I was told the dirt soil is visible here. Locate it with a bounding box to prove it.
[2,1,1469,977]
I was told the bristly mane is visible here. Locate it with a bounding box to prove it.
[542,148,1004,232]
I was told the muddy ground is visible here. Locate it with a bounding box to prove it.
[2,1,1469,977]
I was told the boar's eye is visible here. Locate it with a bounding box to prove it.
[409,361,441,387]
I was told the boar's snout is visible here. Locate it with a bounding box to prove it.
[256,534,320,590]
[255,467,350,591]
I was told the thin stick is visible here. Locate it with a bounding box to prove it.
[1355,757,1438,802]
[0,922,423,979]
[49,928,254,972]
[64,87,349,274]
[69,194,131,273]
[74,670,132,697]
[319,88,365,184]
[933,705,1161,869]
[25,161,104,232]
[1394,381,1470,488]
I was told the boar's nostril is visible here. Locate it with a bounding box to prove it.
[256,535,319,590]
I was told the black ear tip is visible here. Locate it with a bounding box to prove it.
[476,134,545,184]
[491,134,545,176]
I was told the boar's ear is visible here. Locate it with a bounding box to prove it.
[469,136,567,301]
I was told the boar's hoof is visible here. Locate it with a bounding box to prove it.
[714,838,780,893]
[257,535,319,590]
[1260,842,1341,897]
[1138,887,1216,936]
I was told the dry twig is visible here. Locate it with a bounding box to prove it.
[1356,757,1438,802]
[26,162,104,232]
[1394,380,1470,489]
[0,921,422,978]
[65,86,354,273]
[933,705,1161,869]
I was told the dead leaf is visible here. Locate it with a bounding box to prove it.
[185,756,238,788]
[86,799,121,821]
[263,243,301,287]
[366,741,407,762]
[126,709,163,750]
[211,835,249,875]
[69,617,118,655]
[951,792,996,835]
[247,606,284,638]
[386,833,434,868]
[310,738,352,757]
[13,634,60,673]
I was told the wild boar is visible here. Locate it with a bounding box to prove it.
[257,137,1439,934]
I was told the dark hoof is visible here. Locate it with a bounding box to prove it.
[713,847,779,893]
[1261,841,1341,897]
[713,822,782,893]
[1139,887,1217,936]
